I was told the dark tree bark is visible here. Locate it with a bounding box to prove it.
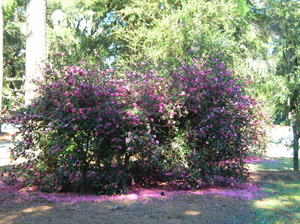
[292,125,299,172]
[0,0,3,132]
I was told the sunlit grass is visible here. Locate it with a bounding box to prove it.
[252,183,300,223]
[247,157,295,172]
[250,157,300,223]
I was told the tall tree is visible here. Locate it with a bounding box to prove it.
[275,0,300,172]
[3,0,127,108]
[113,0,267,69]
[24,0,47,104]
[3,0,26,106]
[258,0,300,171]
[46,0,127,64]
[0,0,3,132]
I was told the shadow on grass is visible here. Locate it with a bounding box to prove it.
[250,156,300,223]
[252,181,300,223]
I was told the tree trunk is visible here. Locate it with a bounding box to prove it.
[25,0,47,105]
[0,0,3,132]
[292,124,299,172]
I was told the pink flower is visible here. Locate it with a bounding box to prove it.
[133,103,137,107]
[73,126,77,131]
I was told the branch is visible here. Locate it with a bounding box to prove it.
[47,16,54,29]
[76,18,84,33]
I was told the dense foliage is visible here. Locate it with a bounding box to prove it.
[3,53,268,194]
[114,0,265,69]
[2,0,26,107]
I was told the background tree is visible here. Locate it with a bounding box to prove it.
[268,0,300,172]
[250,0,300,171]
[3,0,129,107]
[2,0,26,108]
[24,0,47,104]
[46,0,127,64]
[113,0,270,71]
[0,0,3,132]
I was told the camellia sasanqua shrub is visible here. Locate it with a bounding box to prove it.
[2,52,269,194]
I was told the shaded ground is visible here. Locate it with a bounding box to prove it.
[3,169,299,224]
[0,188,252,224]
[251,170,300,183]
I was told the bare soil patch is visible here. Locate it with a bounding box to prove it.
[0,189,252,224]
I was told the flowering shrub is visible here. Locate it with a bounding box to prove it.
[166,56,269,187]
[2,53,268,194]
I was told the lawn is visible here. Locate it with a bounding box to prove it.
[249,156,300,224]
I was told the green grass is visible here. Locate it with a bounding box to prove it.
[250,157,300,224]
[252,182,300,224]
[247,157,295,172]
